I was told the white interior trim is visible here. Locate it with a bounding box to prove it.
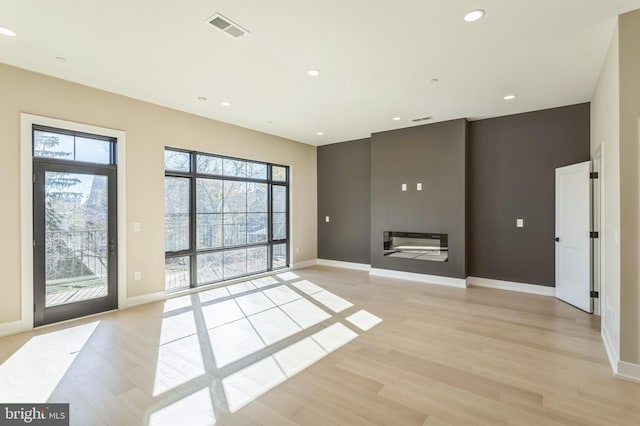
[20,113,127,333]
[292,259,319,269]
[0,320,23,338]
[467,276,556,297]
[369,268,467,288]
[317,259,370,271]
[592,143,604,317]
[124,291,166,309]
[617,361,640,384]
[602,325,620,374]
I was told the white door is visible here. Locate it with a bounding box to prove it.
[555,161,591,312]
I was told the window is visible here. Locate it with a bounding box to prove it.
[164,148,289,291]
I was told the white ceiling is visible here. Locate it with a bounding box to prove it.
[1,0,639,146]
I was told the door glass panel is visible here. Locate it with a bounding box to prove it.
[44,172,108,307]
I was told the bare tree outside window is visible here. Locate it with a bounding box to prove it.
[164,149,288,291]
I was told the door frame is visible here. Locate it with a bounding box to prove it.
[592,144,604,317]
[20,114,127,331]
[33,160,118,326]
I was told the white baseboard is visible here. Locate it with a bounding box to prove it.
[600,321,640,383]
[617,361,640,384]
[292,259,319,269]
[0,320,23,338]
[369,268,467,288]
[124,291,166,308]
[467,276,555,297]
[317,259,371,271]
[602,325,619,374]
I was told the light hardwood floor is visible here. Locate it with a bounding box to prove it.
[1,265,639,425]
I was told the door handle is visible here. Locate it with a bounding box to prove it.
[554,237,560,242]
[109,238,116,255]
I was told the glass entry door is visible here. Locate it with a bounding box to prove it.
[33,161,117,326]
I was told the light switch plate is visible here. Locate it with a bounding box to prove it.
[325,216,330,223]
[133,222,141,232]
[516,219,524,228]
[401,184,407,191]
[417,183,422,191]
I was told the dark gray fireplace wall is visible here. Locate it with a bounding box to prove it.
[370,119,468,279]
[317,138,371,264]
[468,103,590,286]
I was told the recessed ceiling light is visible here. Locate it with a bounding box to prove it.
[430,78,439,84]
[221,101,231,107]
[503,94,517,100]
[266,121,273,124]
[307,69,321,77]
[464,9,485,22]
[316,131,324,136]
[392,117,401,121]
[55,56,67,62]
[197,96,207,102]
[0,27,16,37]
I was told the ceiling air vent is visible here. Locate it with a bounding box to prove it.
[206,13,249,39]
[412,116,433,123]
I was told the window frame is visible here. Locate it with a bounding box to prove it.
[164,147,290,291]
[32,124,118,166]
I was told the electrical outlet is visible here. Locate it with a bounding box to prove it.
[416,183,422,191]
[517,219,524,228]
[325,216,330,223]
[133,222,141,232]
[134,271,141,281]
[401,183,407,191]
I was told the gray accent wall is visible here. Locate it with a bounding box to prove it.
[316,104,590,287]
[370,119,468,279]
[317,139,371,264]
[468,103,590,286]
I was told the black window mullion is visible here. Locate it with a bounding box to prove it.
[190,153,197,288]
[267,175,274,270]
[165,148,289,291]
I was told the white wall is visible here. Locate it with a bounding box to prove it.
[590,25,621,361]
[0,63,317,328]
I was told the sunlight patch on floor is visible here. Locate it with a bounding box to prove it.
[0,321,99,402]
[222,320,359,412]
[150,273,382,419]
[148,387,215,426]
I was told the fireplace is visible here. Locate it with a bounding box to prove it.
[383,231,448,262]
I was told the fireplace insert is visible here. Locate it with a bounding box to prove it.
[383,231,448,262]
